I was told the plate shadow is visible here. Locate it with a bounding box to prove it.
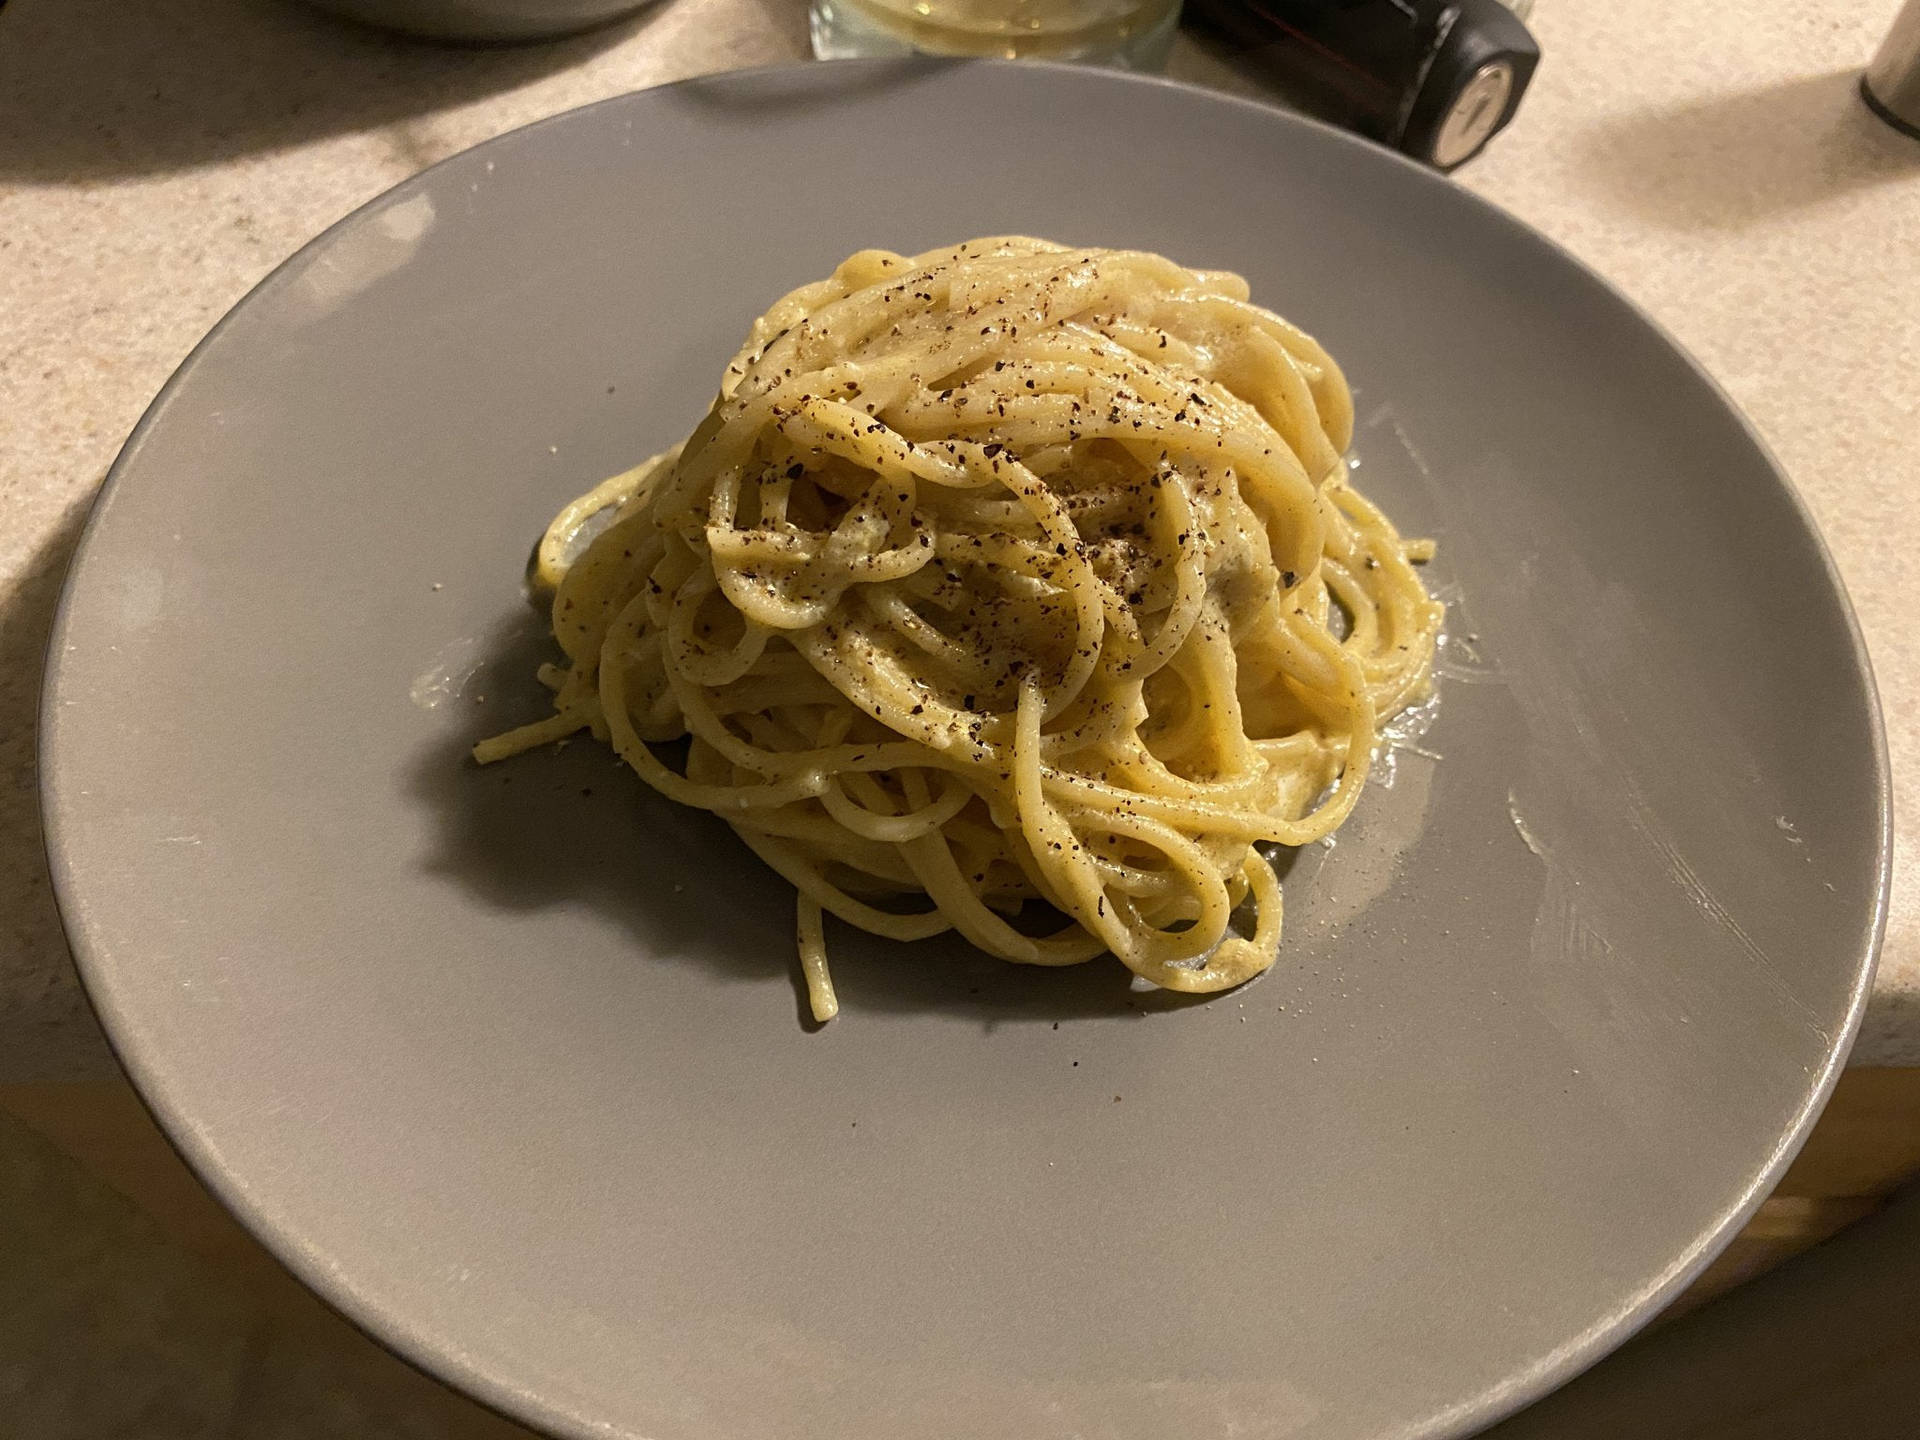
[0,0,654,182]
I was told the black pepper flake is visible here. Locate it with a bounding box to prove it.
[1281,570,1297,587]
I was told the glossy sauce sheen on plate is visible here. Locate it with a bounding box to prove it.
[41,60,1888,1440]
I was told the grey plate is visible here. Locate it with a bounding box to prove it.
[41,60,1890,1440]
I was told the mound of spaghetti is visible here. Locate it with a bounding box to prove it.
[476,238,1441,1021]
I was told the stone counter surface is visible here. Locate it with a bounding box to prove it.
[3,0,1916,1077]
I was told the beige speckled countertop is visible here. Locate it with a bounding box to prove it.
[3,0,1917,1077]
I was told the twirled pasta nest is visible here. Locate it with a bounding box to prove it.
[479,238,1441,1021]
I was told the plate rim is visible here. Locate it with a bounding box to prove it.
[38,56,1894,1440]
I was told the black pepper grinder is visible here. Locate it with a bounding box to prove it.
[1183,0,1541,171]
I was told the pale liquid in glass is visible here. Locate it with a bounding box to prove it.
[810,0,1180,66]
